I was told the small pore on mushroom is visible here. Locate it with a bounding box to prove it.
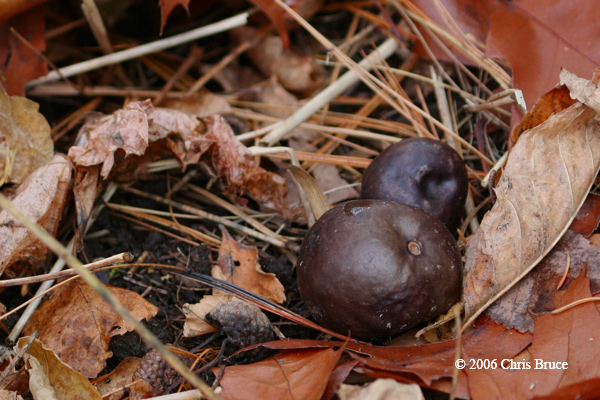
[407,241,422,256]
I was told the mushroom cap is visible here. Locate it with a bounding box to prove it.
[361,137,468,231]
[296,199,462,337]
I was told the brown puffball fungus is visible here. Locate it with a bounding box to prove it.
[361,137,468,232]
[296,200,462,338]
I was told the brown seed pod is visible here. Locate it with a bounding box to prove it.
[296,200,462,337]
[361,137,468,231]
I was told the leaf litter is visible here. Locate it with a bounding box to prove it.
[464,70,600,327]
[4,1,600,399]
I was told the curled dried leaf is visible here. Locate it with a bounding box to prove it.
[0,91,53,184]
[213,228,286,304]
[464,95,600,327]
[17,337,102,400]
[0,155,72,276]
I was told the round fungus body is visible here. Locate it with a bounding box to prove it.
[361,137,468,231]
[296,199,462,338]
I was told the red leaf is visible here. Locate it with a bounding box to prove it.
[215,347,342,400]
[467,272,600,399]
[569,193,600,237]
[0,8,47,96]
[486,1,600,108]
[410,0,600,110]
[158,0,190,31]
[246,0,291,49]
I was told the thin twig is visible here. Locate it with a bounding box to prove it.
[260,37,399,145]
[26,12,250,87]
[0,253,133,288]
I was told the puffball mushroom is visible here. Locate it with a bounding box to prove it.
[361,137,468,232]
[296,200,462,338]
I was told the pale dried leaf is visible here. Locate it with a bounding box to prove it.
[161,91,233,118]
[464,100,600,326]
[233,27,323,93]
[94,357,142,400]
[0,390,23,400]
[312,163,359,204]
[68,100,203,178]
[0,91,53,184]
[213,228,285,303]
[68,101,149,178]
[23,281,159,378]
[290,165,330,222]
[560,68,600,113]
[487,230,600,332]
[337,380,424,400]
[182,294,232,337]
[0,155,72,276]
[18,337,102,400]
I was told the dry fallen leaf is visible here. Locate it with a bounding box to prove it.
[569,193,600,237]
[23,281,159,378]
[68,102,295,219]
[182,294,231,337]
[160,90,233,118]
[486,1,600,108]
[0,8,47,95]
[158,0,189,31]
[213,228,285,303]
[486,230,600,332]
[202,115,295,218]
[337,379,424,400]
[463,76,600,327]
[0,0,48,22]
[72,165,101,247]
[508,84,576,149]
[0,390,23,400]
[0,90,53,184]
[410,0,600,109]
[215,347,343,400]
[0,155,72,277]
[17,337,102,400]
[233,26,324,93]
[67,100,203,178]
[467,272,600,399]
[94,357,142,400]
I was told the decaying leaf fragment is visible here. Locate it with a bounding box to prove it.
[0,155,72,277]
[0,90,53,184]
[213,228,286,303]
[68,101,294,218]
[183,229,284,338]
[464,72,600,327]
[23,281,159,378]
[203,115,294,217]
[486,230,600,332]
[67,100,203,178]
[17,337,102,400]
[94,357,142,400]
